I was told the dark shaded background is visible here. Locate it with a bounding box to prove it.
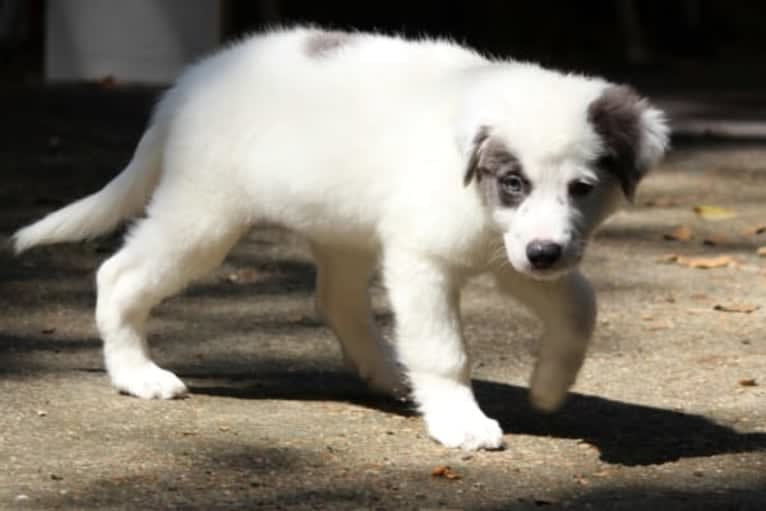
[3,0,766,90]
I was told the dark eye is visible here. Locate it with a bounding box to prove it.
[569,180,595,198]
[499,173,525,195]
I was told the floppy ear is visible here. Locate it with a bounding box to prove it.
[463,126,491,186]
[588,85,669,201]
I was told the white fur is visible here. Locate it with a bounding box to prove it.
[12,26,668,450]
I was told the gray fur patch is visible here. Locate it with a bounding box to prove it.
[463,126,491,186]
[305,30,352,58]
[588,85,645,200]
[464,131,529,208]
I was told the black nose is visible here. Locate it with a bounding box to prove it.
[526,240,562,269]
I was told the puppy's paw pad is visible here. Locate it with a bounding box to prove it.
[112,363,188,400]
[426,412,504,451]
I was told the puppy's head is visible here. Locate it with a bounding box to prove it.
[463,78,668,280]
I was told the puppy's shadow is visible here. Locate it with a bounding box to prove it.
[475,380,766,466]
[189,371,766,466]
[188,369,415,416]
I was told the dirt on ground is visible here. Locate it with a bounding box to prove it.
[0,84,765,510]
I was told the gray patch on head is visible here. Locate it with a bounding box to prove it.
[305,30,353,58]
[464,131,530,208]
[588,84,645,200]
[463,126,491,186]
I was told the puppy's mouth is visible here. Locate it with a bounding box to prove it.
[523,266,570,281]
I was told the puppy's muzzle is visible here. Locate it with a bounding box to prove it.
[526,240,562,270]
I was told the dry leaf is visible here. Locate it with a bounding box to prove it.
[431,465,461,480]
[676,255,735,269]
[663,225,694,241]
[431,465,447,476]
[645,320,674,331]
[741,225,766,237]
[702,234,731,246]
[714,303,760,313]
[657,253,681,264]
[693,205,736,221]
[758,247,766,257]
[574,474,590,486]
[739,378,758,387]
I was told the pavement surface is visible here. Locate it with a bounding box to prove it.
[1,83,765,510]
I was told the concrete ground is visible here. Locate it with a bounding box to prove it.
[1,83,765,510]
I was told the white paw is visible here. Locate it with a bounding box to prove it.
[425,408,504,451]
[110,362,188,400]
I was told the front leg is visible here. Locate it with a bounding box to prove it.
[495,269,596,412]
[383,248,504,450]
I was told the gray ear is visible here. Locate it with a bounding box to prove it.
[463,126,491,186]
[588,85,669,200]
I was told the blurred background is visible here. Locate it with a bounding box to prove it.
[2,0,766,89]
[0,0,765,171]
[3,0,766,145]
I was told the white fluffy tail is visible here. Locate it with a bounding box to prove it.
[12,126,164,254]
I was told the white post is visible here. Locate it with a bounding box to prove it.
[45,0,222,85]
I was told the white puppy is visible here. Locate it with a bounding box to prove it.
[13,26,668,450]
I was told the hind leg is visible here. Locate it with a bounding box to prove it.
[96,213,243,399]
[311,243,406,398]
